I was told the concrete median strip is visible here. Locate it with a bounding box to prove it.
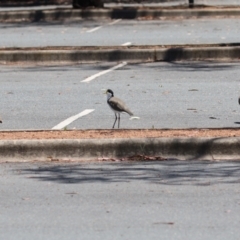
[0,7,240,23]
[0,45,240,64]
[0,137,240,162]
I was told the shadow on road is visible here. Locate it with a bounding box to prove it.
[0,62,125,73]
[134,60,238,72]
[0,60,236,74]
[21,160,240,185]
[0,0,70,7]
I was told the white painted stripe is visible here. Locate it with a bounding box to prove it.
[52,109,95,130]
[81,62,127,83]
[108,19,122,25]
[121,42,132,46]
[86,19,121,33]
[87,26,102,33]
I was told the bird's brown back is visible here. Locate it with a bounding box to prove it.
[108,97,134,116]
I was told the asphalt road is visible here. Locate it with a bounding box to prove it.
[0,61,239,130]
[0,160,240,240]
[0,18,240,48]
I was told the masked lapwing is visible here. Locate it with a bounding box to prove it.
[105,89,139,129]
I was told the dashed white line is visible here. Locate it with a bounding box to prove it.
[121,42,132,46]
[86,26,102,33]
[108,19,122,25]
[81,62,127,83]
[86,19,121,33]
[52,109,95,130]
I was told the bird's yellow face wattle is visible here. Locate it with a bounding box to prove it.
[101,89,107,94]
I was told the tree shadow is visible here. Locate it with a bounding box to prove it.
[0,5,188,23]
[161,46,240,63]
[110,5,191,20]
[147,58,239,72]
[0,9,80,23]
[0,0,69,7]
[21,160,240,186]
[0,62,128,73]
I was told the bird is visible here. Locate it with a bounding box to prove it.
[0,118,2,123]
[238,97,240,105]
[105,89,139,129]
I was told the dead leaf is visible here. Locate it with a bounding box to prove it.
[65,192,78,195]
[188,89,198,91]
[153,222,174,225]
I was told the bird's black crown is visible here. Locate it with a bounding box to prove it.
[107,89,114,96]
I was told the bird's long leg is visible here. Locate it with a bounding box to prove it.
[118,113,120,129]
[112,113,117,129]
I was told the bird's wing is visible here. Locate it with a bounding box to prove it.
[108,97,134,116]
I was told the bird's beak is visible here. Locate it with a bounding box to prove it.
[101,89,107,94]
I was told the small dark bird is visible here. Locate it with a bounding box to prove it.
[0,118,2,123]
[105,89,139,129]
[238,97,240,105]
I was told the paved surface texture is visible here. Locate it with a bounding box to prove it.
[0,160,240,240]
[1,18,240,48]
[0,61,240,130]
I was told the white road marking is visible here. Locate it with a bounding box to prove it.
[81,62,127,83]
[52,109,95,130]
[121,42,132,46]
[86,26,102,33]
[108,19,122,25]
[86,19,121,33]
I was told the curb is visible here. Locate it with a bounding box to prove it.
[1,137,240,162]
[0,45,240,63]
[0,7,240,22]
